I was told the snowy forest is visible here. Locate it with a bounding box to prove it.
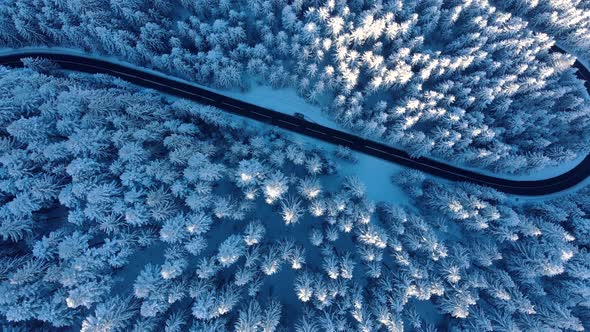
[0,0,590,173]
[1,0,590,331]
[0,57,589,331]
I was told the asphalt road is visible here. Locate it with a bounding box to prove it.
[0,48,588,196]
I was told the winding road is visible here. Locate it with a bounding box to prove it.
[0,48,589,196]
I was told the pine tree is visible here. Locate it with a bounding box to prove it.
[243,221,265,246]
[295,272,314,302]
[280,196,304,225]
[261,300,282,332]
[217,235,246,267]
[234,300,262,332]
[262,171,289,204]
[164,310,187,332]
[81,296,137,332]
[160,213,188,244]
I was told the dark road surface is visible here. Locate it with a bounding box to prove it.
[1,47,589,196]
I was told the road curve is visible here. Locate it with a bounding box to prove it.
[0,48,589,196]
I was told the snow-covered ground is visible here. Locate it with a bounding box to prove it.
[212,82,344,132]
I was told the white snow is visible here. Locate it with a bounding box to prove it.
[211,82,345,131]
[339,153,409,204]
